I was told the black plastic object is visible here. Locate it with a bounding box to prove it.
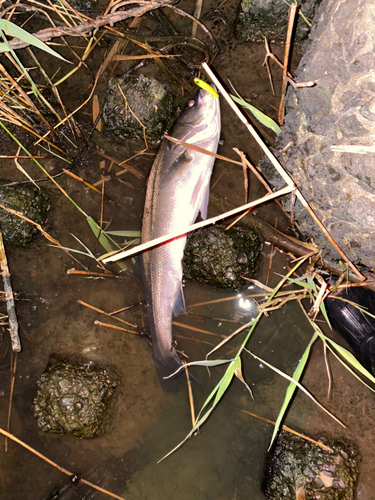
[325,280,375,376]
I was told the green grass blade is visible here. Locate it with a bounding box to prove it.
[231,94,282,135]
[212,359,236,406]
[87,217,126,271]
[105,230,141,237]
[269,331,319,448]
[325,337,375,386]
[0,19,70,62]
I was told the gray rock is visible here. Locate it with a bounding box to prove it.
[264,433,360,500]
[33,357,117,438]
[0,183,50,246]
[103,75,178,143]
[235,0,320,43]
[260,0,375,267]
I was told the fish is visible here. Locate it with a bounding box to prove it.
[141,86,221,393]
[325,279,375,376]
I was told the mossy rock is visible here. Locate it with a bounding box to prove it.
[235,0,320,42]
[103,75,178,143]
[33,357,117,438]
[264,433,360,500]
[0,183,50,246]
[183,225,260,290]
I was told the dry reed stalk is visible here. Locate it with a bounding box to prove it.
[94,320,140,336]
[172,321,226,339]
[102,185,292,263]
[242,410,333,452]
[182,360,197,430]
[278,4,298,124]
[67,268,117,277]
[202,63,365,281]
[0,203,84,268]
[78,300,137,328]
[0,427,127,500]
[63,169,102,195]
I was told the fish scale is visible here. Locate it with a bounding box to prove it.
[141,87,221,393]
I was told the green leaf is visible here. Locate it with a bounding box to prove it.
[270,332,319,448]
[325,337,375,386]
[105,230,141,237]
[231,94,282,135]
[0,19,70,62]
[213,359,236,406]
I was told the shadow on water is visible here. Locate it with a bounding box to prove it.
[0,0,375,498]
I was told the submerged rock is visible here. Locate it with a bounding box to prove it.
[0,183,50,246]
[264,433,360,500]
[183,225,260,290]
[33,357,117,438]
[103,75,178,143]
[235,0,319,43]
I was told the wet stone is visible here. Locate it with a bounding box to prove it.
[263,433,360,500]
[0,183,50,246]
[103,74,178,143]
[33,358,117,438]
[234,0,320,43]
[183,225,260,290]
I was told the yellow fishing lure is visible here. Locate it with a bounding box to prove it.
[194,78,219,98]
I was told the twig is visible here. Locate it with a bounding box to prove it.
[0,232,21,352]
[5,352,17,452]
[0,427,127,500]
[241,410,333,452]
[67,268,119,278]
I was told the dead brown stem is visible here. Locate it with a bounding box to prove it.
[278,4,298,125]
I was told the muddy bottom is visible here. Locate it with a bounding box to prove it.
[0,1,374,499]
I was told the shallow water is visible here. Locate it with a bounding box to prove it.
[0,1,375,499]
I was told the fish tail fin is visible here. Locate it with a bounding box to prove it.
[153,348,185,394]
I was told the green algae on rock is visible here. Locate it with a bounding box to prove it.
[263,433,360,500]
[183,225,260,290]
[0,183,50,246]
[33,358,117,438]
[103,74,178,143]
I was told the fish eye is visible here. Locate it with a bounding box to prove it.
[187,100,195,108]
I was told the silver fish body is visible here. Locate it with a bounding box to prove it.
[141,87,221,392]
